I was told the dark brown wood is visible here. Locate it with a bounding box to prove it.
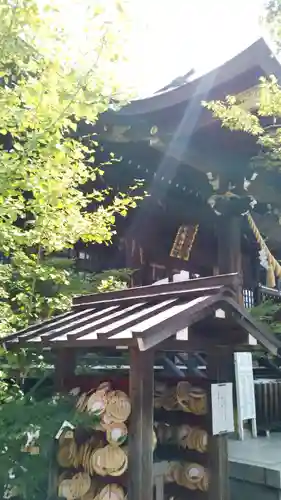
[159,341,263,352]
[140,350,154,500]
[128,347,143,500]
[20,337,264,354]
[20,307,118,344]
[208,436,229,500]
[225,296,280,354]
[4,275,281,355]
[39,337,137,347]
[73,273,241,306]
[218,218,241,274]
[217,216,242,303]
[47,439,59,500]
[165,482,206,499]
[259,285,281,298]
[135,295,225,351]
[128,348,154,500]
[73,286,232,311]
[232,315,278,356]
[95,299,176,339]
[207,351,231,500]
[70,304,144,341]
[134,294,223,336]
[103,38,274,119]
[2,310,73,343]
[53,349,76,392]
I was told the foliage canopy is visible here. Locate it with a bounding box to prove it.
[0,0,141,335]
[0,0,140,497]
[203,1,281,330]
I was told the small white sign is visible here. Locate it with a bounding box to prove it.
[234,352,256,420]
[211,383,234,435]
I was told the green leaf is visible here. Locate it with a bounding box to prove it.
[0,0,144,350]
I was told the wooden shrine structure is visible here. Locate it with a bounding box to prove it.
[3,273,281,500]
[74,37,281,299]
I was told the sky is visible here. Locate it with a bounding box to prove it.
[48,0,267,97]
[125,0,266,96]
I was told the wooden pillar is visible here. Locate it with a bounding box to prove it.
[208,433,229,500]
[217,215,243,303]
[53,349,76,392]
[128,348,142,500]
[212,176,241,500]
[207,351,231,500]
[141,349,154,500]
[215,214,239,500]
[128,348,154,500]
[217,216,241,274]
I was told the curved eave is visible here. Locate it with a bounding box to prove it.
[104,37,281,125]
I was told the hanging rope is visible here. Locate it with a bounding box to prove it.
[247,213,281,288]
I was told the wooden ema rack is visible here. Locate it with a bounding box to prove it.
[49,372,231,500]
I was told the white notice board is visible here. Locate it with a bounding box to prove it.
[234,352,256,420]
[211,383,234,435]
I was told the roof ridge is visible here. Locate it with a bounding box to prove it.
[72,273,240,306]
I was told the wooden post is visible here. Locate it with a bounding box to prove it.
[207,351,231,500]
[217,216,242,302]
[141,350,154,500]
[128,348,143,500]
[208,434,229,500]
[50,349,76,500]
[53,349,76,392]
[217,217,241,273]
[128,347,154,500]
[212,176,243,499]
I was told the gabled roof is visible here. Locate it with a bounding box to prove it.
[103,38,281,125]
[3,273,281,355]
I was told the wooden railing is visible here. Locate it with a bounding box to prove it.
[259,285,281,302]
[242,284,281,309]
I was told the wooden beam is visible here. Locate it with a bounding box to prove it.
[96,300,176,340]
[159,341,263,352]
[176,353,207,378]
[15,336,266,354]
[73,273,241,307]
[1,310,73,343]
[232,315,278,356]
[162,354,185,378]
[136,296,231,351]
[259,284,281,298]
[73,287,233,313]
[224,295,281,355]
[28,337,137,348]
